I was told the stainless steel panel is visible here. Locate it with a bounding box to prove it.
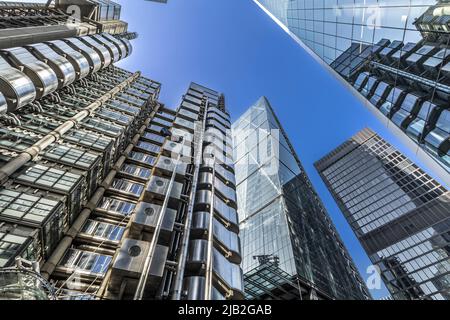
[214,177,237,204]
[78,35,112,68]
[101,33,128,59]
[0,91,6,114]
[118,37,133,56]
[187,239,207,264]
[213,194,238,226]
[182,276,226,300]
[182,276,205,300]
[154,155,188,178]
[205,137,233,157]
[208,107,229,122]
[212,248,243,292]
[112,238,149,277]
[110,238,168,294]
[207,118,230,133]
[208,163,235,186]
[26,43,76,88]
[145,175,183,201]
[91,34,120,63]
[129,202,176,244]
[174,116,195,132]
[199,171,236,203]
[162,140,192,158]
[170,127,193,142]
[195,189,212,207]
[0,56,35,112]
[192,211,241,259]
[178,107,198,121]
[1,47,58,99]
[206,127,232,146]
[204,145,233,166]
[192,211,209,231]
[64,37,102,74]
[194,190,238,227]
[213,219,240,257]
[198,171,213,185]
[46,40,90,79]
[207,113,230,128]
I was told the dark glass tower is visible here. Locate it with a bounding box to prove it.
[0,1,242,300]
[253,0,450,186]
[315,128,450,300]
[232,97,370,300]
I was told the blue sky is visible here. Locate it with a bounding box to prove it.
[114,0,406,299]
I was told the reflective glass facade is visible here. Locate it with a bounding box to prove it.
[316,128,450,300]
[254,0,450,184]
[232,97,370,300]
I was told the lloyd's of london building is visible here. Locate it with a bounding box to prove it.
[0,1,243,300]
[253,0,450,187]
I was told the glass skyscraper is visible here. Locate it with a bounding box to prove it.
[315,128,450,300]
[232,97,370,300]
[253,0,450,185]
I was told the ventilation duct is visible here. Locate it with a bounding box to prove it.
[26,43,76,89]
[0,56,35,113]
[1,47,58,100]
[46,40,90,80]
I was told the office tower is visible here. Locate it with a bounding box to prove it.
[315,128,450,300]
[232,97,370,300]
[0,2,243,300]
[253,0,450,185]
[102,83,243,301]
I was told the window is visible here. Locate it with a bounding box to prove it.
[83,117,122,136]
[0,225,34,267]
[45,144,99,169]
[152,116,172,127]
[143,132,165,144]
[59,249,112,276]
[0,189,64,256]
[97,107,131,125]
[110,179,144,197]
[136,141,160,153]
[120,163,151,179]
[81,220,124,242]
[108,100,140,116]
[16,165,81,193]
[98,197,135,216]
[65,130,112,151]
[129,151,156,166]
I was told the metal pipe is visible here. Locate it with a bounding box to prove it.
[134,153,182,300]
[171,99,209,300]
[0,71,141,186]
[204,158,215,300]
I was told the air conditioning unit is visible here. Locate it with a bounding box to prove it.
[129,202,177,245]
[154,155,188,180]
[109,238,168,298]
[143,175,184,208]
